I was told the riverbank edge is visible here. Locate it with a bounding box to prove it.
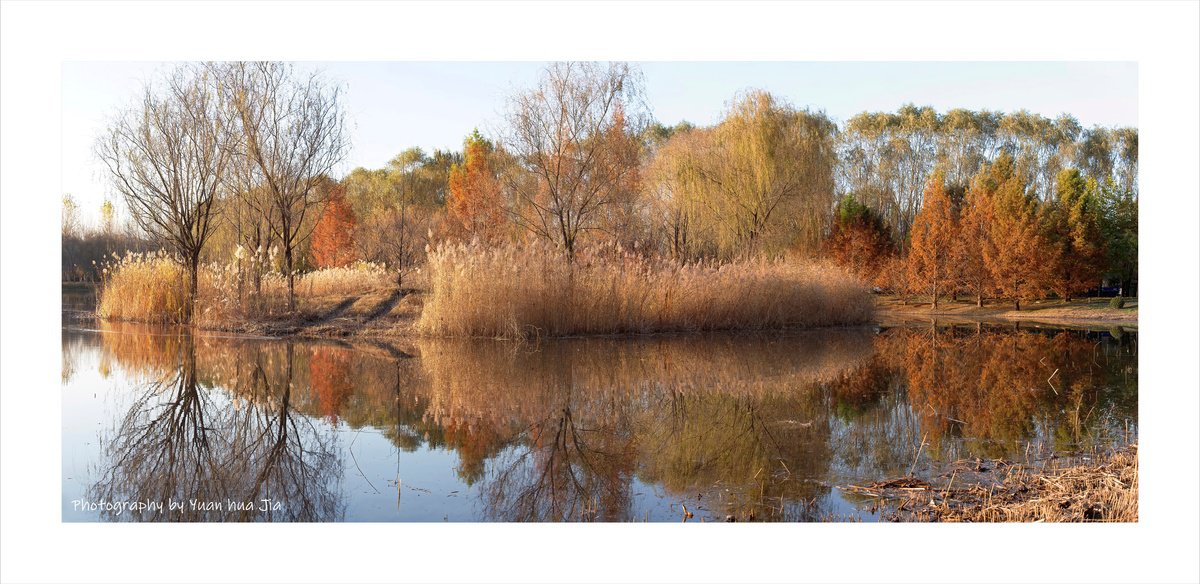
[842,443,1138,522]
[64,283,1138,340]
[875,296,1138,329]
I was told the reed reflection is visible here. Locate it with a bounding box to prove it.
[417,330,875,521]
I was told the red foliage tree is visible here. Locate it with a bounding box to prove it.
[823,194,895,287]
[311,185,357,268]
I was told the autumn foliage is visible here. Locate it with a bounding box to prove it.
[447,130,506,243]
[311,185,357,269]
[906,172,958,307]
[308,346,354,422]
[982,155,1054,310]
[824,194,895,286]
[833,150,1124,311]
[1045,169,1107,301]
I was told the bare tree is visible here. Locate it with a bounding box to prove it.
[218,62,348,311]
[96,64,232,315]
[500,62,648,259]
[356,202,432,289]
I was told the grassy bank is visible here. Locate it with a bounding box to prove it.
[844,444,1138,522]
[417,242,875,339]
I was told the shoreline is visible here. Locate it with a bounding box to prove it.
[875,295,1138,329]
[64,284,1139,341]
[842,443,1138,522]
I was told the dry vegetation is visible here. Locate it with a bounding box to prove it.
[844,444,1138,522]
[417,242,875,339]
[96,252,395,327]
[95,252,191,323]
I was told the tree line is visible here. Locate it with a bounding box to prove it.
[827,154,1138,308]
[84,61,1138,317]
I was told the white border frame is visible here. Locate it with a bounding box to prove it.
[3,2,1197,583]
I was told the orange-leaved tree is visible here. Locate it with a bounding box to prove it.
[447,129,506,243]
[907,171,958,309]
[311,184,357,268]
[983,153,1053,310]
[954,167,997,307]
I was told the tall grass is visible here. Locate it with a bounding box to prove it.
[96,251,393,325]
[298,261,391,297]
[96,252,191,323]
[418,241,875,339]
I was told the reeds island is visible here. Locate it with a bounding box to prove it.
[418,242,875,339]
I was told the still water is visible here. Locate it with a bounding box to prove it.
[62,315,1137,522]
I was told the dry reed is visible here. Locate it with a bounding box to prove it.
[418,241,875,338]
[848,444,1138,522]
[96,251,191,323]
[98,251,393,326]
[298,261,391,297]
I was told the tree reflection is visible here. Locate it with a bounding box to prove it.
[88,334,344,522]
[72,321,1136,522]
[419,331,873,521]
[876,325,1138,459]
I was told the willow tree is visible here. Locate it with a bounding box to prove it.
[644,127,711,261]
[97,64,233,316]
[501,61,648,259]
[217,62,348,311]
[675,91,837,258]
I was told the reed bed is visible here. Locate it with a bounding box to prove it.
[298,261,391,297]
[417,330,874,429]
[96,252,191,324]
[96,251,393,325]
[418,241,875,339]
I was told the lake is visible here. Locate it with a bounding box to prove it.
[62,311,1137,522]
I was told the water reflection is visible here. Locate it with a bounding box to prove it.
[63,322,1137,522]
[84,328,344,521]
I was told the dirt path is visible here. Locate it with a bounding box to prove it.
[361,289,408,323]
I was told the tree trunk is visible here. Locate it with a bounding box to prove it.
[931,283,938,310]
[976,294,983,308]
[188,256,200,324]
[1014,298,1020,311]
[285,245,296,312]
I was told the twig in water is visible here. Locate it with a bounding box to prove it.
[909,434,927,477]
[349,429,381,495]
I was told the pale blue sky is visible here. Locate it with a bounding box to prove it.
[62,61,1136,225]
